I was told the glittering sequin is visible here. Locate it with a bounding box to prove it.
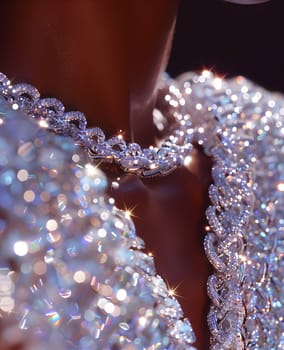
[0,96,195,349]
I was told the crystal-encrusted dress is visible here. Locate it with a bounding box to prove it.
[0,70,283,349]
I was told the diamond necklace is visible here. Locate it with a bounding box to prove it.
[0,72,193,178]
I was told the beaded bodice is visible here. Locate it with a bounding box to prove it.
[0,70,283,349]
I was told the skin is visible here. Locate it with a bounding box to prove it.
[0,1,212,349]
[0,0,177,145]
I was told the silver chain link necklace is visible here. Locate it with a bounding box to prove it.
[0,72,193,178]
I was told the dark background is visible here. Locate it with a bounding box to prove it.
[168,0,284,92]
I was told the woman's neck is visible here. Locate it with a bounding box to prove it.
[0,0,178,146]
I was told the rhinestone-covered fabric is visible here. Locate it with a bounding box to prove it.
[0,69,284,350]
[163,71,284,349]
[0,97,195,349]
